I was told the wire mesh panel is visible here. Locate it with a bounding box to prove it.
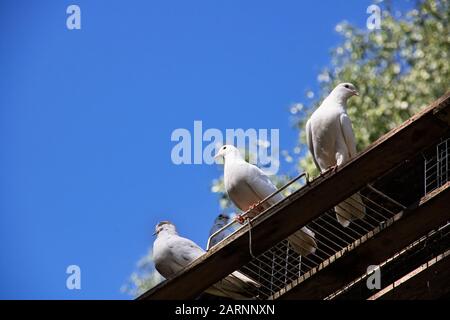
[204,137,450,300]
[234,185,406,300]
[425,138,449,194]
[325,221,450,300]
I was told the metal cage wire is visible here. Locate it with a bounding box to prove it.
[237,185,406,300]
[424,137,450,195]
[206,174,407,300]
[204,137,450,300]
[325,221,450,300]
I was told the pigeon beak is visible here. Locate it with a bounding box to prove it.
[353,90,359,96]
[214,152,221,160]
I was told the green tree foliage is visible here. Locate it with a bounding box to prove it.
[121,248,164,297]
[124,0,449,296]
[297,0,449,174]
[215,0,449,200]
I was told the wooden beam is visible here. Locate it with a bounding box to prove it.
[331,222,450,300]
[278,182,450,299]
[139,92,450,300]
[371,250,450,300]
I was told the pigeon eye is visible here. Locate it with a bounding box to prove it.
[223,146,227,150]
[344,84,349,89]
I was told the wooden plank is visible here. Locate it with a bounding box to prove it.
[372,250,450,300]
[278,182,450,299]
[139,92,450,300]
[331,222,450,300]
[433,92,450,125]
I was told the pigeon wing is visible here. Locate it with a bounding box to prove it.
[169,236,205,268]
[339,113,357,157]
[306,119,321,171]
[246,165,284,205]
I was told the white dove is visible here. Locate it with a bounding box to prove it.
[152,221,259,299]
[208,213,235,248]
[214,145,317,256]
[305,82,366,227]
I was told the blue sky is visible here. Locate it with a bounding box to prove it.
[0,0,412,299]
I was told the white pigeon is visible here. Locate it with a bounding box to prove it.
[153,221,259,299]
[208,213,235,248]
[305,82,366,227]
[214,146,317,256]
